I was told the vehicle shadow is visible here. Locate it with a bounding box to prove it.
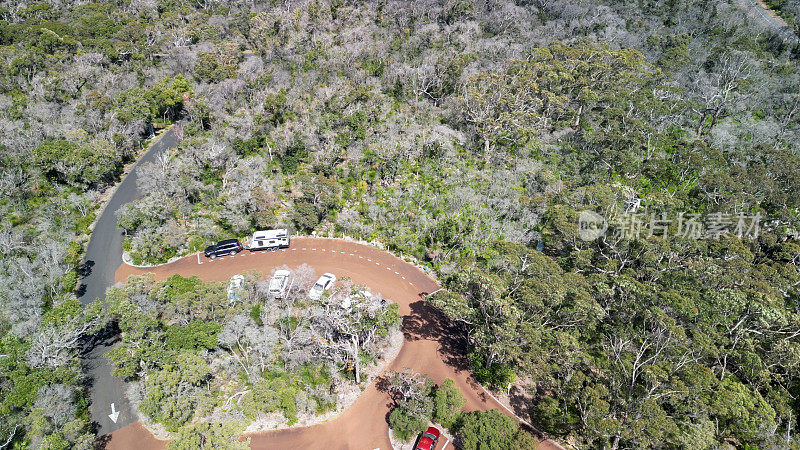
[402,299,470,373]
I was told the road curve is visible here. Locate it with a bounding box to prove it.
[105,237,561,450]
[78,125,181,436]
[735,0,799,43]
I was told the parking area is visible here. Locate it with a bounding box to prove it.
[197,243,418,289]
[110,237,560,450]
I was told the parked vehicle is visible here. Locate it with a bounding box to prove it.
[341,290,372,310]
[308,273,336,300]
[415,427,441,450]
[204,239,243,258]
[246,229,290,251]
[268,270,291,298]
[227,274,245,303]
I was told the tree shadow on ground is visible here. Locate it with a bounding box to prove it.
[78,259,95,277]
[79,321,123,438]
[375,374,394,397]
[75,260,95,297]
[93,434,111,450]
[400,295,553,446]
[375,374,400,428]
[504,384,552,442]
[402,298,471,373]
[79,321,121,358]
[508,384,535,430]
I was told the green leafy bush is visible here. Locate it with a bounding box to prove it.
[165,321,222,351]
[432,379,466,430]
[389,402,431,442]
[457,410,538,450]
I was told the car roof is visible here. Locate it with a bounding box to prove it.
[416,427,440,450]
[424,427,440,437]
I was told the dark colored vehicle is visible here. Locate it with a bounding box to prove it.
[415,427,441,450]
[204,239,243,258]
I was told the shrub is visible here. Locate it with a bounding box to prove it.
[433,378,465,429]
[165,321,222,351]
[468,353,517,389]
[389,400,431,442]
[457,409,538,450]
[250,303,263,326]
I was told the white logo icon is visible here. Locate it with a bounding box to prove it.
[578,210,608,241]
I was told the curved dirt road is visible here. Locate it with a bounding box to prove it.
[105,237,560,450]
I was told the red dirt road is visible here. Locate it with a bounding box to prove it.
[103,237,558,450]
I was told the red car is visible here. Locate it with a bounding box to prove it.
[415,427,441,450]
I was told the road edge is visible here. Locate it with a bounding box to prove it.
[80,124,178,272]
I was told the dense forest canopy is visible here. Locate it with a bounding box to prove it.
[0,0,799,448]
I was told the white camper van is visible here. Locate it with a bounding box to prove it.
[246,229,290,251]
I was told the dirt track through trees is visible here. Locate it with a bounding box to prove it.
[104,237,560,450]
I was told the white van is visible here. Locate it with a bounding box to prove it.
[246,229,290,251]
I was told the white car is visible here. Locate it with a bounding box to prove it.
[227,274,245,303]
[308,273,336,300]
[268,270,291,298]
[342,290,372,310]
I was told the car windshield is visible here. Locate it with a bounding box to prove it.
[269,278,282,291]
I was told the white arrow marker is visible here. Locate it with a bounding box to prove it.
[108,403,120,423]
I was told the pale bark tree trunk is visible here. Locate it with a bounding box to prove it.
[352,334,361,384]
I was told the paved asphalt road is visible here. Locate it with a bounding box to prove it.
[736,0,798,43]
[78,125,181,437]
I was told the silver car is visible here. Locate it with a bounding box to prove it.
[308,273,336,300]
[268,270,291,298]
